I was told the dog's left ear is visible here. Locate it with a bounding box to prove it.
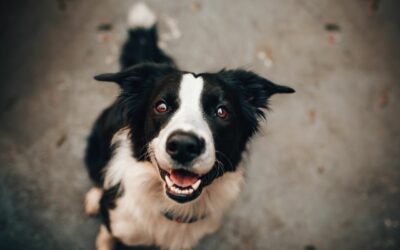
[94,63,176,91]
[218,69,294,114]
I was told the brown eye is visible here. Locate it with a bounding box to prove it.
[216,106,229,119]
[155,101,168,113]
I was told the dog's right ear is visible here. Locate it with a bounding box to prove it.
[94,63,176,89]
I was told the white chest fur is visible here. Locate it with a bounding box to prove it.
[103,129,243,250]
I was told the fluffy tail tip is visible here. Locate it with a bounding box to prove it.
[128,2,157,29]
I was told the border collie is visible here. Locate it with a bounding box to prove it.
[84,3,294,250]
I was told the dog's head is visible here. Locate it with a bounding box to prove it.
[95,63,294,203]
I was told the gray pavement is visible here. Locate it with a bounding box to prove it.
[0,0,399,249]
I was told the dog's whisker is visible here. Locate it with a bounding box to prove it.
[215,150,234,171]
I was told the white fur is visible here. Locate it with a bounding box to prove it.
[84,187,103,216]
[128,2,157,29]
[103,128,133,189]
[99,129,243,250]
[150,74,216,175]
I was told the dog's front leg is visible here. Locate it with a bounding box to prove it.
[96,225,115,250]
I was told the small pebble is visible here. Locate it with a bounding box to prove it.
[97,23,113,32]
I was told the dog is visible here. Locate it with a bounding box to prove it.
[84,3,294,250]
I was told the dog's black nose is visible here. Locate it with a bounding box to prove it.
[166,131,205,164]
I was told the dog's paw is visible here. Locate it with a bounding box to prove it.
[96,225,115,250]
[85,187,103,216]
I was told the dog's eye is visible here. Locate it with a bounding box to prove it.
[216,106,229,120]
[155,101,168,114]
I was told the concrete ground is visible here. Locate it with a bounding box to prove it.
[0,0,399,249]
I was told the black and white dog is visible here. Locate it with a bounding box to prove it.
[84,3,294,250]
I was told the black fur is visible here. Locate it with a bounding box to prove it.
[100,183,123,232]
[85,14,294,241]
[84,104,123,185]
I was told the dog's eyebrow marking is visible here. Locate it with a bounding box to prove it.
[155,73,207,135]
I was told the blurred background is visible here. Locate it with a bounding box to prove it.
[0,0,399,249]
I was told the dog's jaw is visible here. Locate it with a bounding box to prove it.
[158,166,204,203]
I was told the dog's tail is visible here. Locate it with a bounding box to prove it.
[120,3,175,69]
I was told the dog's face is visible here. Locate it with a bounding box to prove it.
[95,63,294,203]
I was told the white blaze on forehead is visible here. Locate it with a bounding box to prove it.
[177,74,205,127]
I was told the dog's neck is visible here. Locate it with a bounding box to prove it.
[162,210,206,224]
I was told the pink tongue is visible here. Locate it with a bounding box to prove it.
[170,170,198,187]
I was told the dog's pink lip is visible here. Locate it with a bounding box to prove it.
[168,169,199,187]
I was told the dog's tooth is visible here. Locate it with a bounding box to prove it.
[191,180,201,190]
[165,175,173,188]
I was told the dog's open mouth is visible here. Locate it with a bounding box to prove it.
[158,167,204,203]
